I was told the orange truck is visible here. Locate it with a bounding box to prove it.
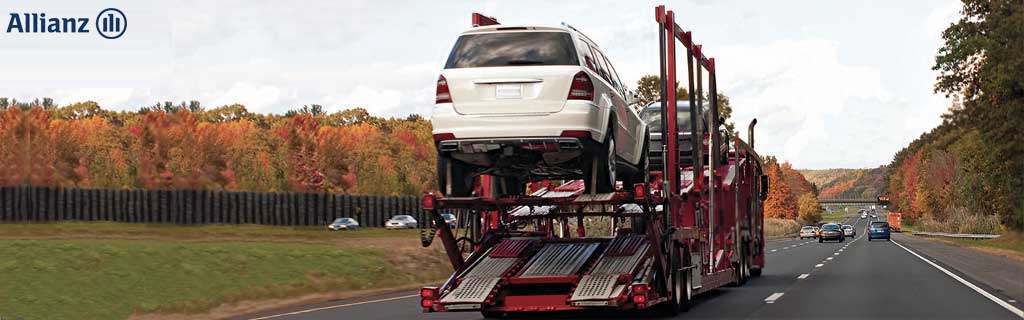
[887,212,902,232]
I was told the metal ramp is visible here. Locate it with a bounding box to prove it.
[441,240,533,305]
[570,236,650,302]
[519,242,599,278]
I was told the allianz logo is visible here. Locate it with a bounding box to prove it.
[5,8,126,39]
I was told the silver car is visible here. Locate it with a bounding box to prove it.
[328,217,360,230]
[385,215,418,229]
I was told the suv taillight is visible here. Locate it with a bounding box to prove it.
[436,75,452,104]
[567,71,594,100]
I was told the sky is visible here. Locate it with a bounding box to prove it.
[0,0,962,169]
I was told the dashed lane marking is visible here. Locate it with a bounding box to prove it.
[826,257,833,260]
[815,263,824,268]
[798,274,809,279]
[771,249,777,252]
[765,292,785,304]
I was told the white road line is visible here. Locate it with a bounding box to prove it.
[826,257,833,260]
[771,249,777,252]
[892,240,1024,318]
[765,292,785,304]
[797,273,810,279]
[815,263,824,268]
[248,293,420,320]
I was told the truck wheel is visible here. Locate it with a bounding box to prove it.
[584,126,616,194]
[437,155,472,197]
[751,266,762,277]
[660,246,690,315]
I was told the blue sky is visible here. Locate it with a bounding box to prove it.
[0,0,961,169]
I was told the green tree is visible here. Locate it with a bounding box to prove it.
[933,0,1023,230]
[633,75,734,134]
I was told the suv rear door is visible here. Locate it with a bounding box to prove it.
[442,30,580,115]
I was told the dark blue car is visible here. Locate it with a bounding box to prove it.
[867,221,890,241]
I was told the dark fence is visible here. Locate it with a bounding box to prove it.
[0,186,429,227]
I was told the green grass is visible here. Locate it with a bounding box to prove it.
[0,222,447,319]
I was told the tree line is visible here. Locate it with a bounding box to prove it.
[886,0,1022,232]
[763,156,823,224]
[0,100,435,196]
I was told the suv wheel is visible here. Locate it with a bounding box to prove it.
[584,127,616,194]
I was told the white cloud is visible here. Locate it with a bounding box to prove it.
[207,83,282,114]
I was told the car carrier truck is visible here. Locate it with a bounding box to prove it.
[417,6,768,317]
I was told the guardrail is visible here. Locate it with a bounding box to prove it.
[912,231,1001,239]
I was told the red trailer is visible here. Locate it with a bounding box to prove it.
[418,6,768,316]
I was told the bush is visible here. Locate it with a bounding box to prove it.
[914,207,1002,234]
[765,218,801,238]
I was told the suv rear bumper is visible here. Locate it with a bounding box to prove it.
[431,101,607,143]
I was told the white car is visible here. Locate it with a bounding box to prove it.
[432,24,648,196]
[861,213,867,219]
[385,215,418,229]
[799,226,817,239]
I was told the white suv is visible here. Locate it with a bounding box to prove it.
[432,24,648,196]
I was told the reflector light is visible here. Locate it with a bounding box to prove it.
[433,133,455,142]
[421,299,434,308]
[560,130,591,139]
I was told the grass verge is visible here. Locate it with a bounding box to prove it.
[765,218,801,239]
[0,222,449,320]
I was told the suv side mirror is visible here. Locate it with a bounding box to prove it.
[626,91,639,107]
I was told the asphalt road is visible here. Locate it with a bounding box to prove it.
[238,214,1023,320]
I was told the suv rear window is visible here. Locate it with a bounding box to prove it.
[445,32,579,68]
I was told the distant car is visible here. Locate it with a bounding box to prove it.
[328,217,359,231]
[842,224,855,237]
[868,221,891,241]
[870,213,877,219]
[799,226,818,239]
[860,213,868,219]
[441,213,457,228]
[386,215,418,229]
[819,223,844,243]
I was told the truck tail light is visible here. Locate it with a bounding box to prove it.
[631,283,649,307]
[567,71,594,100]
[436,75,452,104]
[634,183,647,200]
[422,194,436,210]
[420,287,438,299]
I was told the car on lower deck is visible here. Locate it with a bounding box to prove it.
[432,24,648,197]
[868,221,891,241]
[818,223,844,242]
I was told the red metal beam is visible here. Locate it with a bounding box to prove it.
[472,13,499,27]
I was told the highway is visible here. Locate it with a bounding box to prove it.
[238,214,1023,320]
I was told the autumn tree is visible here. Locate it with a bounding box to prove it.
[798,193,823,224]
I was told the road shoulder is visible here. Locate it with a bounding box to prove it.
[894,233,1024,308]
